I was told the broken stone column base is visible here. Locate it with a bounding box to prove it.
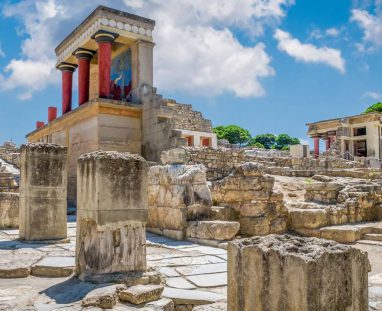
[76,220,147,281]
[80,270,163,286]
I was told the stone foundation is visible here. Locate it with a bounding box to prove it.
[148,163,212,240]
[0,192,19,229]
[19,143,67,241]
[76,151,149,280]
[211,162,288,236]
[228,234,369,311]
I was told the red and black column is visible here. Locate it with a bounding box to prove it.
[57,62,77,114]
[74,48,96,105]
[92,30,118,98]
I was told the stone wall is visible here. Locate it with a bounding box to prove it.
[141,91,214,163]
[0,192,19,229]
[211,162,288,236]
[148,163,212,240]
[0,153,20,168]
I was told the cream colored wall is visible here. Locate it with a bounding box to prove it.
[179,129,218,148]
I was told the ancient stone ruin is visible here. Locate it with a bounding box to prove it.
[76,151,148,281]
[228,234,369,311]
[19,143,68,241]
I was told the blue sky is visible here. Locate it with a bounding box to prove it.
[0,0,381,146]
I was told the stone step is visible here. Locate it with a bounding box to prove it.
[370,227,382,234]
[363,233,382,242]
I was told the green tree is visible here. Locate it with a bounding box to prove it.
[364,102,382,114]
[213,125,251,146]
[252,142,265,149]
[274,134,300,150]
[249,134,276,149]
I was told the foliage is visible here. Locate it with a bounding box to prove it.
[248,134,276,149]
[364,102,382,114]
[252,142,265,149]
[274,133,300,150]
[213,125,251,145]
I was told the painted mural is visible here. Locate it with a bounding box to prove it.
[110,48,132,101]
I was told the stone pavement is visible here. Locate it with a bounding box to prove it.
[0,221,227,310]
[2,221,382,310]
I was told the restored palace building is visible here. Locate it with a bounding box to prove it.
[307,112,382,160]
[26,6,217,205]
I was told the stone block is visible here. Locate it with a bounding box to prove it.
[118,284,164,304]
[186,221,239,241]
[82,284,126,309]
[19,143,67,241]
[228,234,369,311]
[289,209,328,229]
[0,192,19,229]
[76,151,149,280]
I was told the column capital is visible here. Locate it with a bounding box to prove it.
[57,62,77,72]
[73,48,96,60]
[92,30,119,43]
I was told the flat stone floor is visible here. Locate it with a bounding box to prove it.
[1,222,382,310]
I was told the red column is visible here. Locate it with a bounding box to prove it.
[74,49,95,105]
[48,107,57,122]
[36,121,45,129]
[57,63,76,114]
[93,31,118,98]
[325,138,330,151]
[314,137,320,158]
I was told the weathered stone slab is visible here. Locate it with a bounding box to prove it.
[82,284,126,309]
[31,256,75,277]
[186,221,239,241]
[0,248,43,278]
[162,288,225,305]
[176,263,226,276]
[76,151,148,280]
[165,277,196,289]
[186,272,227,288]
[19,143,68,241]
[228,234,369,311]
[159,267,180,277]
[118,284,164,304]
[0,192,19,229]
[145,297,175,311]
[192,302,227,310]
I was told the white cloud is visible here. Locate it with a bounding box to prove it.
[351,8,382,51]
[325,27,341,37]
[0,42,5,58]
[274,29,346,73]
[309,27,342,40]
[1,0,294,99]
[363,91,381,100]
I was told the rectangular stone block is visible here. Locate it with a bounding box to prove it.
[228,234,368,311]
[0,192,19,229]
[19,143,67,241]
[76,151,149,280]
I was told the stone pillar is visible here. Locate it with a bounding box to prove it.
[313,137,320,158]
[76,151,148,281]
[48,106,57,122]
[57,62,77,114]
[228,234,368,311]
[74,48,96,105]
[19,143,68,241]
[93,31,118,98]
[36,121,45,129]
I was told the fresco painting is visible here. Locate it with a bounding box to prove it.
[110,48,132,101]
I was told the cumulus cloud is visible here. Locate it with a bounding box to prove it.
[0,0,294,99]
[0,42,5,58]
[274,29,346,73]
[363,91,381,100]
[351,8,382,51]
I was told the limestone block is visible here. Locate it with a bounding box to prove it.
[19,143,67,241]
[228,234,369,311]
[76,151,149,279]
[118,284,164,304]
[145,298,175,311]
[320,226,361,243]
[289,209,328,230]
[82,284,126,309]
[161,148,186,165]
[186,221,240,241]
[0,192,19,229]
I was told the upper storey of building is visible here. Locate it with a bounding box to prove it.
[55,5,155,66]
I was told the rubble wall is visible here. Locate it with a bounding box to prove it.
[0,192,19,228]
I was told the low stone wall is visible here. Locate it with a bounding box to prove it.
[0,192,19,228]
[148,163,212,240]
[211,162,288,236]
[0,152,21,168]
